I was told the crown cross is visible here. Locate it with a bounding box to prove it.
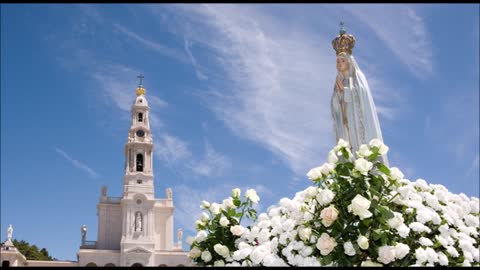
[137,74,144,87]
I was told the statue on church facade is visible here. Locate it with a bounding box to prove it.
[81,225,87,243]
[6,224,13,241]
[177,228,183,244]
[134,212,142,232]
[166,188,172,200]
[330,23,389,166]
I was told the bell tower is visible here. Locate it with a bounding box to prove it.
[120,75,156,266]
[123,74,154,199]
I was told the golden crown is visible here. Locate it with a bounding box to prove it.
[332,22,355,55]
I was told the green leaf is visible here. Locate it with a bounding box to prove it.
[233,198,241,207]
[375,163,391,175]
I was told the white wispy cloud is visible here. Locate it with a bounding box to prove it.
[187,140,231,178]
[113,23,189,64]
[184,38,208,81]
[55,147,99,179]
[341,4,433,77]
[155,134,193,166]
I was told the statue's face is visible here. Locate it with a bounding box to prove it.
[336,56,349,73]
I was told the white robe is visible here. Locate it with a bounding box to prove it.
[330,55,389,166]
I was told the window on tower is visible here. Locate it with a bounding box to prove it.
[136,154,144,172]
[138,113,143,122]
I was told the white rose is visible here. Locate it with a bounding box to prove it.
[415,247,428,264]
[223,197,236,209]
[419,237,434,247]
[307,167,322,181]
[387,211,404,229]
[357,144,373,158]
[344,241,356,256]
[214,260,225,266]
[357,235,369,250]
[316,233,337,256]
[327,150,338,164]
[369,138,389,155]
[316,189,335,206]
[189,247,202,258]
[210,203,221,215]
[185,236,195,246]
[214,243,230,258]
[305,186,317,198]
[195,230,208,243]
[320,206,339,227]
[195,220,205,230]
[394,243,410,260]
[230,225,246,236]
[336,138,350,149]
[201,200,211,209]
[446,246,459,257]
[354,158,373,175]
[397,224,410,238]
[201,250,212,263]
[390,167,404,181]
[250,245,269,265]
[298,227,312,242]
[361,260,383,266]
[437,251,449,266]
[347,194,372,220]
[219,216,230,227]
[319,162,334,176]
[201,212,210,222]
[232,188,241,198]
[377,245,396,264]
[245,189,260,204]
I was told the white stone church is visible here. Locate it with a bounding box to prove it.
[1,79,191,267]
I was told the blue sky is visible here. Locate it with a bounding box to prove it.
[1,4,478,261]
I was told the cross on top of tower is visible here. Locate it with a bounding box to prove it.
[137,74,144,87]
[136,74,146,96]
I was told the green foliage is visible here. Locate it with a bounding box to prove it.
[11,239,55,261]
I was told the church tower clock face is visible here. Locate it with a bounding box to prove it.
[136,129,145,137]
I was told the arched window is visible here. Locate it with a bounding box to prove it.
[85,262,97,267]
[132,263,143,267]
[158,264,168,267]
[136,154,143,172]
[105,263,115,267]
[138,112,143,122]
[2,261,10,267]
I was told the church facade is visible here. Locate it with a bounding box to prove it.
[1,79,191,267]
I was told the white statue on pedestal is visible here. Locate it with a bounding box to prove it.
[6,224,12,241]
[3,224,14,247]
[81,225,87,242]
[177,228,183,244]
[330,23,389,166]
[134,212,142,232]
[166,188,172,200]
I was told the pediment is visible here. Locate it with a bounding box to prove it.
[124,246,152,254]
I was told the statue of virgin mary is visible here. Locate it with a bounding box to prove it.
[330,23,389,166]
